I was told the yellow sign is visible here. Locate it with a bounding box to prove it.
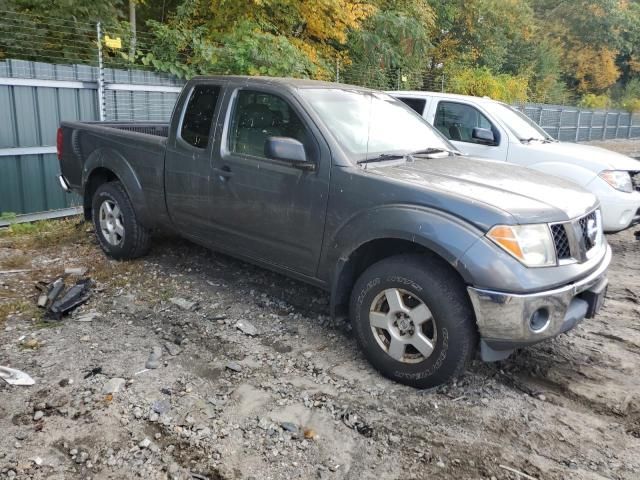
[104,35,122,49]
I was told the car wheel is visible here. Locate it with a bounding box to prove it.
[350,254,477,388]
[91,181,151,260]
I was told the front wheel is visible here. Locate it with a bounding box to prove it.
[349,254,477,388]
[91,181,151,260]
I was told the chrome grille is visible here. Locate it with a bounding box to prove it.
[550,210,601,263]
[632,172,640,192]
[578,211,598,251]
[550,224,571,260]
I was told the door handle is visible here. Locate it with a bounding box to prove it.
[213,166,233,180]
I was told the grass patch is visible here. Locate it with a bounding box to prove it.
[0,216,86,250]
[0,253,31,270]
[91,257,146,290]
[0,299,42,324]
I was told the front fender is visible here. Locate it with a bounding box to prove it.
[527,162,598,189]
[322,204,485,285]
[82,148,152,228]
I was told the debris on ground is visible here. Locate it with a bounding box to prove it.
[225,361,242,372]
[340,409,374,437]
[64,267,88,276]
[169,297,198,311]
[45,278,92,320]
[145,346,163,369]
[102,377,126,395]
[84,367,103,379]
[0,366,35,386]
[164,342,181,356]
[235,319,258,336]
[74,311,100,322]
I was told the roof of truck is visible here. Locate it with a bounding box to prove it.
[388,90,497,104]
[192,75,377,91]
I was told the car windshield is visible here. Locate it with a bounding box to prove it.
[298,88,455,163]
[484,102,551,142]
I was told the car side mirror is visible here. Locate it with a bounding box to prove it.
[265,137,314,170]
[472,127,496,145]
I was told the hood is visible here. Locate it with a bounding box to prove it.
[368,155,598,224]
[524,141,640,172]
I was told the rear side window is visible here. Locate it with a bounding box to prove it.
[181,85,221,148]
[397,97,426,115]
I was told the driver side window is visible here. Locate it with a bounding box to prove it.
[229,90,310,159]
[434,101,495,144]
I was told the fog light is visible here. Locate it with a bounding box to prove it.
[529,308,550,333]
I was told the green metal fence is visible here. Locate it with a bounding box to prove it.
[0,59,182,220]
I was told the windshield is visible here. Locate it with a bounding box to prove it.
[298,88,455,162]
[483,102,551,141]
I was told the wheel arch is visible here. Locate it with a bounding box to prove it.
[82,148,153,228]
[325,206,485,320]
[330,236,473,321]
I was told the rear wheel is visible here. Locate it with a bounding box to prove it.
[349,254,477,388]
[91,181,151,259]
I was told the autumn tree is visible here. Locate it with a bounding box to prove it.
[140,0,375,78]
[345,0,434,88]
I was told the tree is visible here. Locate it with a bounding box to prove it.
[0,0,123,63]
[530,0,635,93]
[346,0,434,89]
[139,0,375,78]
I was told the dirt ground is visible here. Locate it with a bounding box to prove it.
[1,161,640,480]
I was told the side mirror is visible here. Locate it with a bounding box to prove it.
[264,137,314,169]
[472,127,496,145]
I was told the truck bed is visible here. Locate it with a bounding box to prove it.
[58,120,170,227]
[98,122,169,138]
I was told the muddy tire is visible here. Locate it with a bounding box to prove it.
[91,181,151,260]
[349,254,477,389]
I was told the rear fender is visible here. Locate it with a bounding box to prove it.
[82,148,152,228]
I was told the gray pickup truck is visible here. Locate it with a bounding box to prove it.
[57,76,611,388]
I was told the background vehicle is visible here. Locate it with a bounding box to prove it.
[390,91,640,232]
[57,76,610,388]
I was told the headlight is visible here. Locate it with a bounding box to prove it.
[599,170,633,193]
[487,224,556,267]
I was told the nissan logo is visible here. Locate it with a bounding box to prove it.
[586,218,598,245]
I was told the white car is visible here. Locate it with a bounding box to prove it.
[389,91,640,232]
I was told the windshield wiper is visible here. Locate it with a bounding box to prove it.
[519,137,545,144]
[409,147,458,157]
[357,153,406,165]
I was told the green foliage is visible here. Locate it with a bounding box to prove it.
[578,94,612,110]
[615,78,640,112]
[214,21,318,77]
[346,6,432,89]
[2,0,640,107]
[448,68,529,103]
[0,0,124,63]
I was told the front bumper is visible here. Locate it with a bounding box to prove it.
[467,244,612,361]
[588,176,640,231]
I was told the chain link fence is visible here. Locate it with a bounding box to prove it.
[1,10,640,219]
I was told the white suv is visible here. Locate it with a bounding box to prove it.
[389,91,640,232]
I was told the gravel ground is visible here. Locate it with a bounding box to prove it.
[584,138,640,158]
[0,225,638,480]
[0,141,639,480]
